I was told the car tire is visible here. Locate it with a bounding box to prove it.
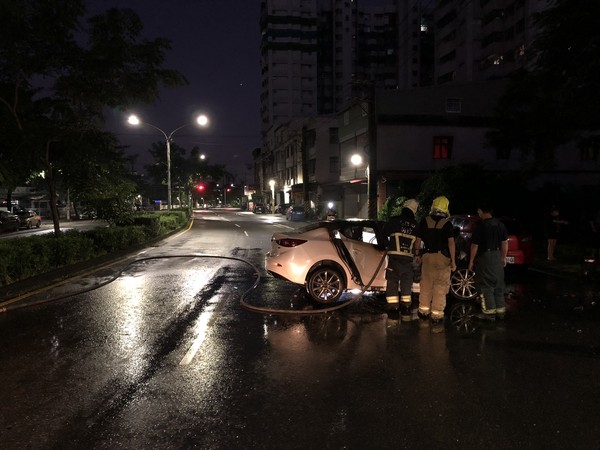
[306,266,345,304]
[36,221,41,228]
[450,268,478,300]
[447,301,477,333]
[27,221,32,229]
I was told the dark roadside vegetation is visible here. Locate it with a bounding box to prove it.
[0,210,189,287]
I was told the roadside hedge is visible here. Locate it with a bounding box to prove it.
[0,211,189,287]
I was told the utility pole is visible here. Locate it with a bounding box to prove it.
[301,126,309,206]
[367,83,378,220]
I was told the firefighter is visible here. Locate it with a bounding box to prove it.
[414,196,456,328]
[383,199,419,321]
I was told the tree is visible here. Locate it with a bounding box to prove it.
[0,1,186,230]
[486,0,600,165]
[417,164,532,218]
[62,132,138,224]
[145,142,225,207]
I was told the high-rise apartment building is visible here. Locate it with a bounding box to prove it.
[434,0,548,84]
[260,0,411,137]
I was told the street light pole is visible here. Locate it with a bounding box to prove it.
[269,179,275,214]
[128,114,209,210]
[351,154,364,218]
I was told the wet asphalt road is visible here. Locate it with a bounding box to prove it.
[0,209,598,449]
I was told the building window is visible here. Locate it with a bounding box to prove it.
[579,137,600,161]
[329,156,339,174]
[329,127,339,144]
[304,128,316,149]
[433,136,453,159]
[445,97,462,113]
[308,158,316,176]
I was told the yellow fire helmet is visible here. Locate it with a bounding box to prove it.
[431,196,450,215]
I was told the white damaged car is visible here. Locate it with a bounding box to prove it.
[265,220,388,303]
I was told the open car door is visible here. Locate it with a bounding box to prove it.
[338,222,387,290]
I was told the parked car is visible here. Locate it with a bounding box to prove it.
[448,214,534,300]
[0,211,21,232]
[286,205,306,221]
[275,203,290,215]
[15,209,42,229]
[266,220,388,303]
[253,204,268,214]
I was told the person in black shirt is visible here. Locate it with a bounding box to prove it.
[468,202,508,321]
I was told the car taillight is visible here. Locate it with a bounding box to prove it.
[275,238,307,247]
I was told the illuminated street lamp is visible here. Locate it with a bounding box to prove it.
[127,114,209,210]
[269,179,275,214]
[351,154,366,218]
[351,153,363,178]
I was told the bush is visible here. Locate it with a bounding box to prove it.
[0,211,190,286]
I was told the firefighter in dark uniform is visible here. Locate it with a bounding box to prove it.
[384,199,419,321]
[467,202,508,321]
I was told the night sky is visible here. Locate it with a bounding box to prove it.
[88,0,262,182]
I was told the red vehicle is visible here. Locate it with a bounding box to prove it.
[449,215,534,265]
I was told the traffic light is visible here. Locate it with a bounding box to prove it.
[226,187,232,192]
[197,184,205,191]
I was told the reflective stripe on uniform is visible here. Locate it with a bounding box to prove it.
[387,232,416,257]
[480,294,497,314]
[400,295,411,305]
[418,306,430,315]
[431,309,444,319]
[386,295,399,304]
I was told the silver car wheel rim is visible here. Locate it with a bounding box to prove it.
[311,270,342,301]
[450,268,477,299]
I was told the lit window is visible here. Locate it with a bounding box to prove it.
[433,136,453,159]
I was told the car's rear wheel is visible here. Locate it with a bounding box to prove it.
[450,268,478,300]
[26,221,32,229]
[36,221,41,228]
[306,266,345,304]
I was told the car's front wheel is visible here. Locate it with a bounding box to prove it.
[450,268,478,300]
[306,266,345,304]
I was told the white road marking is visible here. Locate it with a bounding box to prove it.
[179,287,225,366]
[179,310,213,365]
